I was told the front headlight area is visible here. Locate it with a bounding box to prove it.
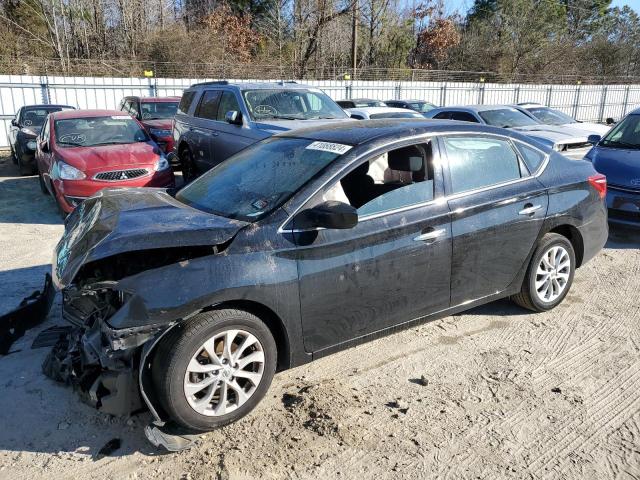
[56,160,87,180]
[154,153,170,172]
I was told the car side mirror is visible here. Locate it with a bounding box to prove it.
[11,119,18,127]
[225,110,242,125]
[294,201,358,230]
[587,134,601,145]
[605,117,615,125]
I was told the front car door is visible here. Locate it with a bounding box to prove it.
[36,115,54,189]
[210,90,256,163]
[438,133,549,305]
[291,138,452,353]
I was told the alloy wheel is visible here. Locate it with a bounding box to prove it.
[183,329,265,416]
[535,245,571,303]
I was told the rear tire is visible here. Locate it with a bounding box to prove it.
[17,152,35,176]
[152,309,277,432]
[38,170,49,195]
[180,148,197,183]
[512,233,576,312]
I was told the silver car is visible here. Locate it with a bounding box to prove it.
[516,103,613,137]
[425,105,592,159]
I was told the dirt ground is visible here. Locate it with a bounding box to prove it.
[0,154,639,480]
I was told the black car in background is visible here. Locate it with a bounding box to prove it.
[385,99,437,115]
[336,98,387,108]
[8,104,75,175]
[48,119,608,440]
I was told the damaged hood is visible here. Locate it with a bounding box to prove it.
[53,188,248,288]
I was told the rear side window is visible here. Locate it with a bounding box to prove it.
[451,112,479,123]
[195,91,221,119]
[443,136,522,194]
[516,143,545,172]
[433,112,451,120]
[178,91,196,115]
[216,91,241,121]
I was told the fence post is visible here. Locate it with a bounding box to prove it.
[598,86,608,123]
[622,85,631,116]
[572,84,581,119]
[477,82,485,104]
[440,83,447,106]
[395,83,402,99]
[514,86,520,104]
[346,84,352,99]
[39,75,50,104]
[545,86,553,107]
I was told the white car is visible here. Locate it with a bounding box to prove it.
[517,103,612,137]
[345,106,425,120]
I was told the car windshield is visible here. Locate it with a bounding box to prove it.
[176,137,348,221]
[242,89,347,121]
[528,107,576,125]
[140,101,179,120]
[409,102,435,113]
[479,108,539,128]
[54,116,149,147]
[600,114,640,149]
[370,112,423,119]
[21,107,71,127]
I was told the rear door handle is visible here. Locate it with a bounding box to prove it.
[414,228,446,243]
[519,204,542,216]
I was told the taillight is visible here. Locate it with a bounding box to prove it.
[588,173,607,199]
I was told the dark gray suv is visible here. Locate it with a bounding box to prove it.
[173,81,352,180]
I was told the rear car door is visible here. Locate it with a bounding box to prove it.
[210,90,256,163]
[439,134,549,305]
[293,139,452,353]
[191,89,222,171]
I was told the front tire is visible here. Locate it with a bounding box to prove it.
[180,148,197,183]
[512,233,576,312]
[38,170,49,195]
[152,309,277,432]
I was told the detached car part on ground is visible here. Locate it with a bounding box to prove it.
[43,119,608,450]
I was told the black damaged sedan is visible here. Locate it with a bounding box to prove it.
[48,119,608,440]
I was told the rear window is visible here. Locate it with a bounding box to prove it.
[178,91,196,115]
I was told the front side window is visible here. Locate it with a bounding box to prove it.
[451,112,479,123]
[195,91,221,120]
[600,114,640,149]
[54,116,149,147]
[242,89,347,121]
[140,101,179,120]
[216,91,241,121]
[528,107,576,125]
[21,107,71,127]
[478,108,539,128]
[409,102,435,113]
[433,112,451,120]
[321,143,434,217]
[443,136,522,194]
[176,137,347,221]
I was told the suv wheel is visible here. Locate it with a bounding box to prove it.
[512,233,576,312]
[180,148,197,183]
[38,170,49,195]
[152,309,277,432]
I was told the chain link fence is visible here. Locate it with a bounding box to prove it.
[1,56,639,85]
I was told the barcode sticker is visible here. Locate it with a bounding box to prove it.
[306,141,352,155]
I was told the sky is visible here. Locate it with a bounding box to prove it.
[441,0,640,15]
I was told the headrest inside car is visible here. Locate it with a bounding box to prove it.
[388,147,424,172]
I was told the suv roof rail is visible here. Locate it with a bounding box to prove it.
[191,80,230,87]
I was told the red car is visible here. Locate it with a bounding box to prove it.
[36,109,175,215]
[118,96,180,155]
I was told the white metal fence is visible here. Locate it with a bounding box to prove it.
[2,74,640,148]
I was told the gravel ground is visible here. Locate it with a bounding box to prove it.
[1,154,639,480]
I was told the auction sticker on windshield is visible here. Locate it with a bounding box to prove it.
[306,141,352,155]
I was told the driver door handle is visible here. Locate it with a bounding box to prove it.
[518,204,542,216]
[414,228,446,243]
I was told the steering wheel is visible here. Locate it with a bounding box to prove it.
[254,104,279,116]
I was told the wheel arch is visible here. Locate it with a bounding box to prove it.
[546,224,585,267]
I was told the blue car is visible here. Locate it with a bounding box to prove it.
[585,108,640,227]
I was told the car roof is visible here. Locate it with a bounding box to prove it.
[277,118,533,146]
[388,99,432,103]
[518,102,544,108]
[629,107,640,115]
[433,105,522,113]
[21,104,74,110]
[188,81,316,91]
[346,107,419,114]
[348,98,385,102]
[126,96,181,102]
[50,109,130,119]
